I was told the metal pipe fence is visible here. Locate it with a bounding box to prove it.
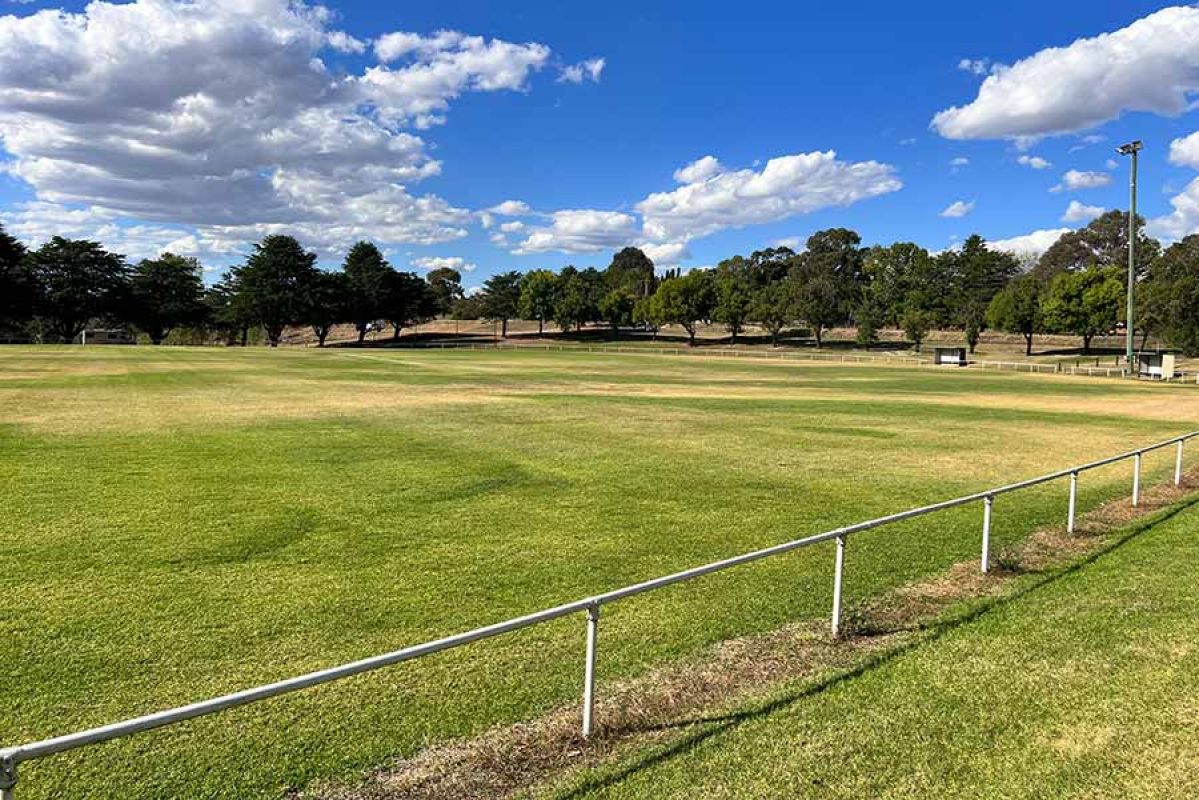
[360,340,1199,382]
[2,431,1196,798]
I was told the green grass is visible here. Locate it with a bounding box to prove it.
[542,499,1199,799]
[1,345,1195,799]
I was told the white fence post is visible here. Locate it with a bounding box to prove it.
[1133,452,1142,507]
[981,495,993,573]
[581,603,600,737]
[0,757,14,800]
[1177,440,1186,486]
[831,535,846,637]
[1067,471,1078,534]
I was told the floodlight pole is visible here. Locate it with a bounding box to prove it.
[1117,140,1142,373]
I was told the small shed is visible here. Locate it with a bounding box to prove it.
[1137,351,1176,380]
[933,347,968,367]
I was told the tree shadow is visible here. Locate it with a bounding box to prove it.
[551,496,1198,799]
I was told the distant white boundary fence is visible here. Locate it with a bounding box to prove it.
[346,340,1196,382]
[2,431,1196,798]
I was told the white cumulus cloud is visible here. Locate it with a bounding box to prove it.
[957,58,991,76]
[511,150,900,258]
[557,57,605,84]
[932,7,1199,140]
[673,155,723,183]
[1061,200,1104,223]
[1051,170,1112,192]
[1016,155,1052,169]
[638,150,901,242]
[989,228,1071,257]
[0,0,596,259]
[1148,131,1199,241]
[513,209,639,254]
[939,200,975,218]
[410,255,477,272]
[488,200,532,216]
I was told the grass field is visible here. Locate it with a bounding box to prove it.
[2,346,1196,799]
[543,500,1199,799]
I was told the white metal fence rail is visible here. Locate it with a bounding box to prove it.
[351,340,1197,382]
[2,431,1195,798]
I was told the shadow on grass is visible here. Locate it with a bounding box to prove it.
[551,493,1199,799]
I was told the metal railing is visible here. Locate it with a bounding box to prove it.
[2,432,1196,798]
[342,341,1198,383]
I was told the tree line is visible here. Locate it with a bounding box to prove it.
[1,210,1197,355]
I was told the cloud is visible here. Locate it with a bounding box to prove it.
[1148,177,1199,241]
[499,220,525,233]
[1168,131,1199,169]
[557,57,605,84]
[932,7,1199,140]
[950,157,970,167]
[1016,155,1051,170]
[1050,170,1112,192]
[638,150,901,242]
[939,200,975,218]
[513,209,639,254]
[510,149,900,257]
[0,200,235,263]
[488,200,532,216]
[989,227,1071,257]
[639,241,691,266]
[410,255,477,272]
[770,236,804,250]
[326,30,366,54]
[1061,200,1104,223]
[673,155,723,183]
[0,1,592,259]
[1148,131,1199,240]
[957,58,990,76]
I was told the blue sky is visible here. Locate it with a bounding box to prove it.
[2,0,1198,287]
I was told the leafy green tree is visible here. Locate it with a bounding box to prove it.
[425,267,464,315]
[1141,235,1199,355]
[1034,210,1159,281]
[790,260,842,348]
[479,271,523,337]
[0,223,33,335]
[205,273,253,345]
[855,297,882,347]
[26,237,130,342]
[518,269,558,335]
[305,270,352,347]
[451,294,485,320]
[605,247,655,298]
[805,228,866,283]
[650,270,714,345]
[126,253,207,344]
[900,306,935,352]
[342,241,392,343]
[861,242,939,326]
[748,281,793,345]
[987,276,1043,355]
[632,294,661,339]
[383,270,429,339]
[598,288,635,331]
[553,267,605,332]
[712,270,753,342]
[1041,265,1124,353]
[962,299,987,353]
[945,234,1020,336]
[229,235,318,347]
